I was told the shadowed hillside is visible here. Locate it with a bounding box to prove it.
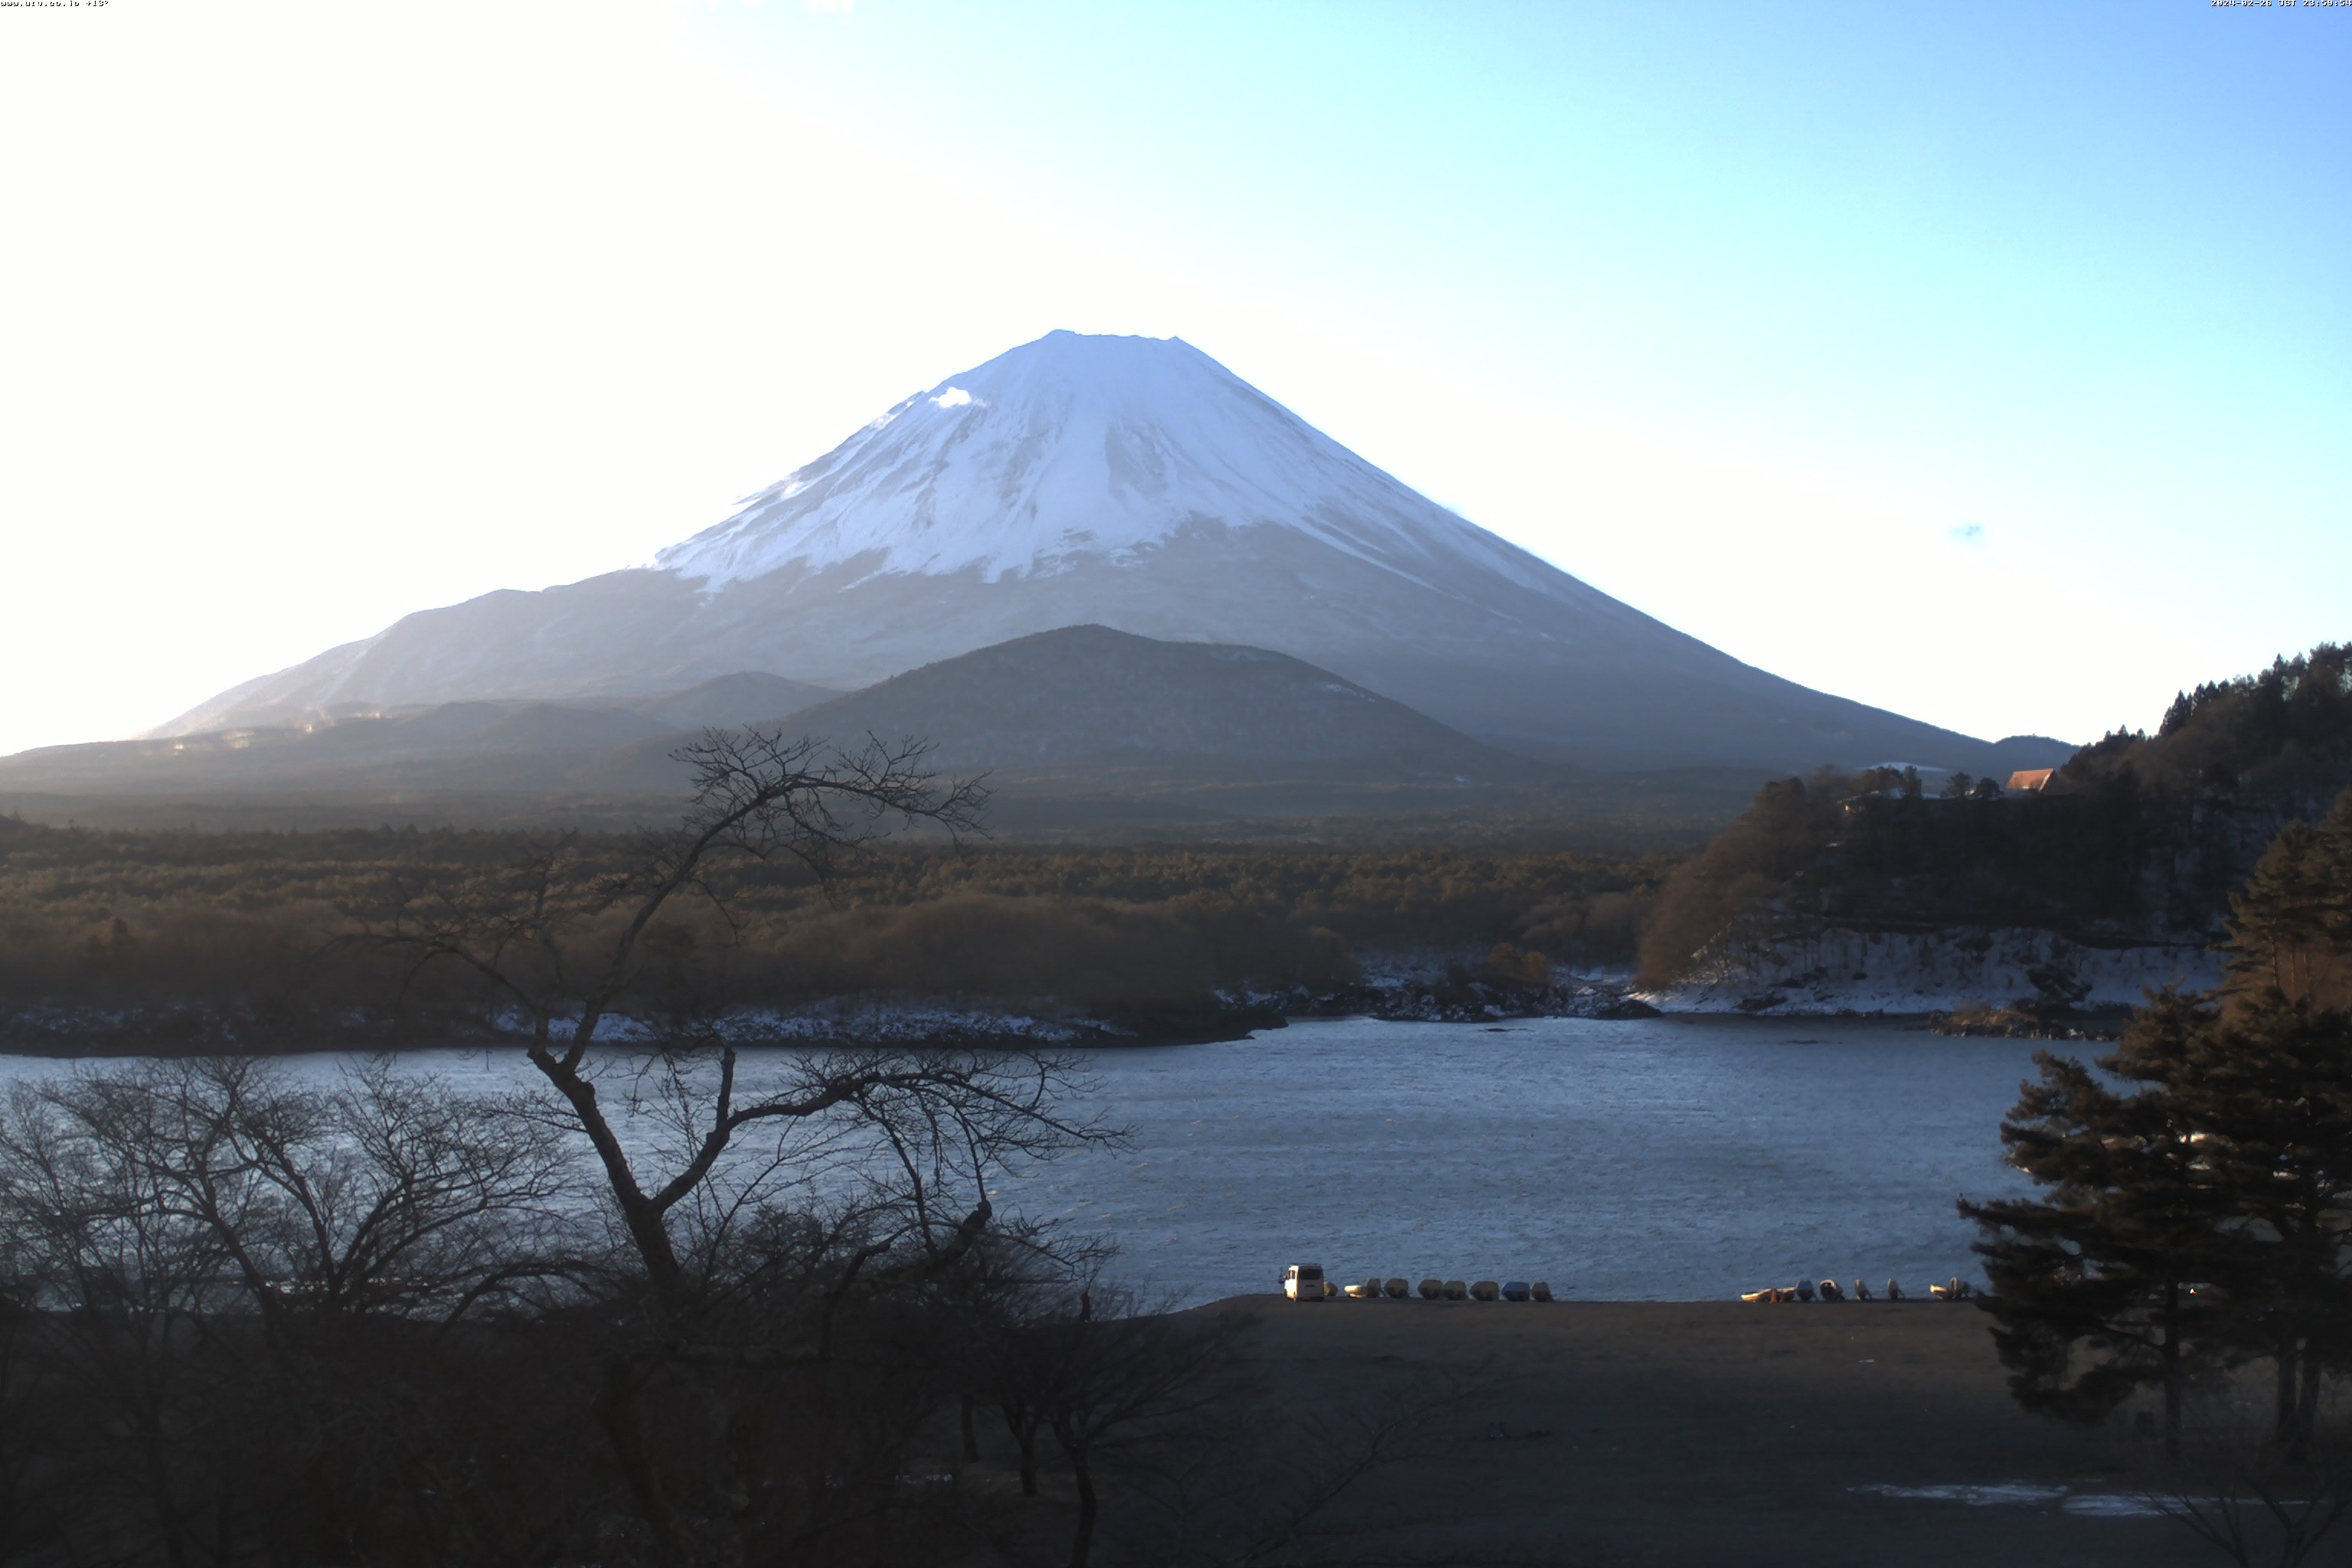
[743,625,1542,772]
[0,629,1582,829]
[1636,644,2352,987]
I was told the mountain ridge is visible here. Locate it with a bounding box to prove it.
[142,331,2062,776]
[5,629,1556,824]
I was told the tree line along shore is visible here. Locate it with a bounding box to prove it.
[0,812,1675,1049]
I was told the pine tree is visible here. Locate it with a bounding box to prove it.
[2220,787,2352,1006]
[2165,994,2352,1455]
[2194,794,2352,1451]
[1967,798,2352,1457]
[2226,821,2334,1002]
[2317,790,2352,995]
[1962,1006,2231,1456]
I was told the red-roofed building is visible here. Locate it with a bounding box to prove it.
[2006,768,2057,794]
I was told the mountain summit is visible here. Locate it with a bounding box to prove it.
[156,332,2050,774]
[658,331,1550,598]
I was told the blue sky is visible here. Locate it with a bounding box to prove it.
[0,0,2344,755]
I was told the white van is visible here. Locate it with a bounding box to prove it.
[1282,1263,1336,1301]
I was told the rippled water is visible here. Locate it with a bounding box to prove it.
[989,1015,2048,1302]
[0,1015,2058,1303]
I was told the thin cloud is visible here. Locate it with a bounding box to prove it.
[1948,523,1984,546]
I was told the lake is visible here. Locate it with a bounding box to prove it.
[0,1014,2064,1304]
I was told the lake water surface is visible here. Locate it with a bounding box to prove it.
[0,1015,2063,1304]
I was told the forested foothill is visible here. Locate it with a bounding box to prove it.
[0,802,1675,1054]
[1638,645,2352,993]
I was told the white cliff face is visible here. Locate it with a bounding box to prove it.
[657,331,1556,601]
[1639,926,2221,1017]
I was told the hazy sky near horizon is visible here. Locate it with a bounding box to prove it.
[2,1,2345,760]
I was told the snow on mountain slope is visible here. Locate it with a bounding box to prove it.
[131,331,2049,776]
[658,331,1549,599]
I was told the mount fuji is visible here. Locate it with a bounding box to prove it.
[155,332,2049,774]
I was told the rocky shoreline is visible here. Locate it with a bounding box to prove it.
[1,938,2187,1057]
[0,982,1642,1057]
[1920,1001,2125,1042]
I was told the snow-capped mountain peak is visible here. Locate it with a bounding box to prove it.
[140,328,2029,779]
[655,330,1519,590]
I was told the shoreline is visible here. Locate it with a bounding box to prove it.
[0,991,2122,1058]
[0,929,2182,1055]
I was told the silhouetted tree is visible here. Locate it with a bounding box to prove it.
[1961,1003,2231,1456]
[358,727,1122,1562]
[0,1059,583,1564]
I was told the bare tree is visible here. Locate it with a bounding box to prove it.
[992,1313,1494,1568]
[35,1057,578,1328]
[358,729,1045,1312]
[1042,1288,1248,1568]
[949,1273,1257,1568]
[355,729,1122,1562]
[0,1059,590,1566]
[2151,1385,2352,1568]
[0,1077,248,1568]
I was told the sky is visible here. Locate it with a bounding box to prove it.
[2,0,2346,759]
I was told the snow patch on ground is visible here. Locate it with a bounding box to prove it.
[1852,1482,2162,1517]
[492,998,1128,1047]
[1641,927,2220,1016]
[0,996,1146,1055]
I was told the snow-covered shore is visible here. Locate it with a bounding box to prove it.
[1632,926,2218,1018]
[0,926,2226,1055]
[0,995,1276,1057]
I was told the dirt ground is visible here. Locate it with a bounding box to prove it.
[1179,1294,2224,1567]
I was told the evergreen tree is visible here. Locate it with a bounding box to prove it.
[2226,822,2335,1002]
[1967,798,2352,1457]
[2216,787,2352,1007]
[2317,790,2352,991]
[1962,1009,2230,1456]
[2166,993,2352,1455]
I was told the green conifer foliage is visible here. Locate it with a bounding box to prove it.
[2223,788,2352,1009]
[1961,999,2231,1455]
[1967,796,2352,1457]
[2167,994,2352,1453]
[2227,822,2334,1002]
